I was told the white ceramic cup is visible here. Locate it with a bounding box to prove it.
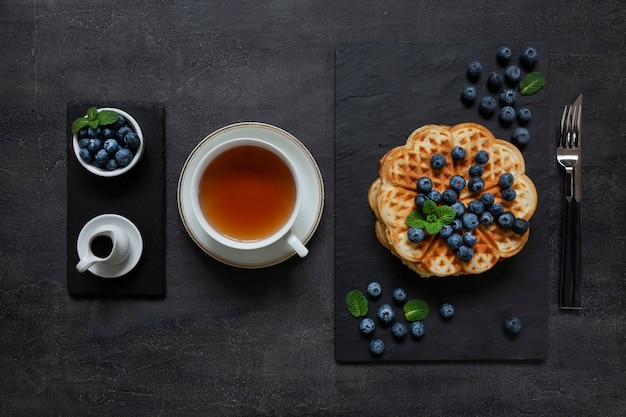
[190,137,308,257]
[76,224,132,273]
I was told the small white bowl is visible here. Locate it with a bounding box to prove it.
[72,107,144,177]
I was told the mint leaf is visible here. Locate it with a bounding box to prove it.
[435,205,456,225]
[97,109,119,126]
[87,106,99,121]
[519,72,545,96]
[345,290,368,318]
[422,199,437,215]
[71,117,90,134]
[424,221,442,235]
[406,210,424,228]
[88,119,99,129]
[403,299,429,321]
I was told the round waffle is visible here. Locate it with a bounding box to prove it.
[368,123,538,278]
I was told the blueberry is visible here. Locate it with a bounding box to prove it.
[479,96,497,115]
[428,189,442,203]
[94,148,109,164]
[78,137,90,148]
[468,200,485,215]
[512,127,531,146]
[501,188,517,201]
[116,125,133,141]
[440,303,455,318]
[408,227,425,243]
[115,148,134,167]
[446,233,462,250]
[505,65,521,83]
[78,127,90,138]
[479,211,494,226]
[392,288,407,303]
[359,318,376,335]
[442,189,457,204]
[367,281,382,298]
[462,232,477,247]
[496,212,515,229]
[103,138,120,154]
[480,192,495,208]
[456,246,474,262]
[414,193,429,208]
[468,176,485,193]
[520,47,539,68]
[111,115,126,129]
[87,138,102,153]
[467,61,483,79]
[392,322,408,338]
[499,106,516,124]
[451,146,467,160]
[469,164,484,177]
[499,89,518,106]
[449,175,466,192]
[102,127,116,139]
[439,225,453,239]
[462,213,479,230]
[512,218,529,234]
[377,304,395,324]
[369,338,385,355]
[517,108,532,124]
[499,173,515,188]
[461,86,477,104]
[451,201,466,218]
[105,158,118,171]
[487,71,504,91]
[496,46,512,65]
[475,150,489,164]
[503,316,522,335]
[87,127,101,138]
[410,321,425,338]
[417,176,433,194]
[450,218,463,231]
[430,154,446,170]
[124,132,140,149]
[489,203,505,218]
[78,147,92,162]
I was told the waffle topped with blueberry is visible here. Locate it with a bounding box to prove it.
[368,123,538,277]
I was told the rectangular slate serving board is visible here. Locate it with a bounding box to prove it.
[335,42,549,361]
[66,102,166,297]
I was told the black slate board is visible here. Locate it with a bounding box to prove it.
[66,102,166,297]
[335,42,549,361]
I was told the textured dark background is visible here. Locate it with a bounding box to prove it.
[1,1,624,416]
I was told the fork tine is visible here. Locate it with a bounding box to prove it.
[572,103,581,148]
[558,105,569,147]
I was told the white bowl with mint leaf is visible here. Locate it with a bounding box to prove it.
[71,107,144,177]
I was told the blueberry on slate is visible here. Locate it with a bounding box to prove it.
[410,321,425,338]
[124,132,140,149]
[414,193,429,208]
[451,146,467,160]
[468,200,485,215]
[377,304,395,324]
[469,163,484,177]
[428,189,442,203]
[489,203,505,218]
[446,233,462,250]
[417,176,433,194]
[504,316,522,335]
[359,318,376,335]
[367,281,382,298]
[479,96,497,115]
[87,138,102,153]
[102,127,116,139]
[496,46,512,65]
[520,47,539,68]
[449,175,466,192]
[442,189,457,205]
[512,218,529,234]
[94,148,109,164]
[487,71,504,91]
[105,158,118,171]
[462,213,480,230]
[430,154,446,169]
[103,138,120,154]
[497,212,515,229]
[505,65,521,83]
[517,107,532,124]
[480,211,494,226]
[450,218,463,231]
[468,176,485,193]
[501,188,517,201]
[480,192,495,208]
[79,147,92,162]
[87,127,101,138]
[513,127,531,146]
[115,148,134,167]
[500,89,518,106]
[392,288,407,303]
[408,227,425,243]
[392,322,408,338]
[116,125,133,141]
[440,303,455,318]
[369,338,385,355]
[475,150,489,164]
[499,106,516,124]
[498,173,515,188]
[467,61,483,79]
[462,232,477,247]
[461,86,477,104]
[456,246,474,262]
[439,225,453,239]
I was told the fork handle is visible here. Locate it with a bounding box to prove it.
[560,195,582,309]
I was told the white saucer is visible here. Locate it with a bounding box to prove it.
[177,122,324,268]
[76,214,144,278]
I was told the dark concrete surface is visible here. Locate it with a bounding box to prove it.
[1,1,624,416]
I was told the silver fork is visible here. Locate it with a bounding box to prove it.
[556,95,582,309]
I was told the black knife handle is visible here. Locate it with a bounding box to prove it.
[560,196,582,309]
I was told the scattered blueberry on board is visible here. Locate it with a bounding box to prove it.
[503,316,523,335]
[440,303,455,319]
[366,281,382,298]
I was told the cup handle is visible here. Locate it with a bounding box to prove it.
[285,231,308,258]
[76,255,99,273]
